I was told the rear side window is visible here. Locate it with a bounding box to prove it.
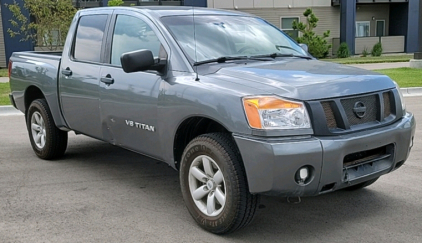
[73,15,108,63]
[111,15,161,66]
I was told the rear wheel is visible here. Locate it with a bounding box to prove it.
[27,99,68,159]
[344,177,379,191]
[180,133,259,234]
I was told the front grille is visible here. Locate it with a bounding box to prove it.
[342,144,395,182]
[340,95,378,126]
[343,146,387,167]
[321,101,337,129]
[383,92,391,117]
[313,90,397,135]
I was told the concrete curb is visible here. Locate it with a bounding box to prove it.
[401,87,422,97]
[0,105,23,116]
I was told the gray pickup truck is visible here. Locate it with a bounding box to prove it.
[9,6,415,234]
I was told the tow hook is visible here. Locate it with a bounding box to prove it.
[287,197,301,204]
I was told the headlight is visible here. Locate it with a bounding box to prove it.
[394,81,406,114]
[243,96,311,129]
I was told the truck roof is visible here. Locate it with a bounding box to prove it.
[79,6,252,18]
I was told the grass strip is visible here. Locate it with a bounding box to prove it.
[0,68,8,77]
[374,67,422,88]
[0,83,11,105]
[323,55,413,64]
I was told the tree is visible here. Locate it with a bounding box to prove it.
[292,8,332,59]
[5,0,77,51]
[108,0,124,6]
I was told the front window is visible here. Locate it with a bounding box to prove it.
[161,15,307,63]
[356,21,370,37]
[111,15,162,66]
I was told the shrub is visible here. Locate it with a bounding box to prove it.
[108,0,124,6]
[292,8,331,59]
[362,47,369,57]
[337,42,350,58]
[371,42,383,57]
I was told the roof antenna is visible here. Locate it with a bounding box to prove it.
[192,6,200,81]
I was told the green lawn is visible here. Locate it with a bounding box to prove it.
[374,67,422,88]
[0,83,11,106]
[0,68,8,77]
[323,54,413,64]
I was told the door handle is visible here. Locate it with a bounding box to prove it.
[62,67,72,76]
[101,74,114,85]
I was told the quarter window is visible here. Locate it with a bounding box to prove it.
[356,21,370,37]
[73,15,108,63]
[111,15,161,66]
[281,17,299,39]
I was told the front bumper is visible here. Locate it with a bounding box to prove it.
[234,112,415,196]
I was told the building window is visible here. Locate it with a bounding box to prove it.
[356,21,370,37]
[281,17,299,39]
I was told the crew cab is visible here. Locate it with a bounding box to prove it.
[9,7,415,234]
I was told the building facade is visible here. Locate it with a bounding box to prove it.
[0,5,8,68]
[207,0,421,56]
[0,0,420,67]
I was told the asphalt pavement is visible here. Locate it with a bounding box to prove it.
[0,96,421,242]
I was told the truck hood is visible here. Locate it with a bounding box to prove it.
[208,59,396,100]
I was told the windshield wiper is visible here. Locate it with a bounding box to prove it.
[252,53,313,60]
[193,56,268,66]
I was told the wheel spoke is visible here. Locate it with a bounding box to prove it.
[202,157,214,177]
[190,167,207,182]
[34,113,41,124]
[192,185,209,200]
[41,135,46,147]
[213,170,223,185]
[207,192,216,215]
[32,124,41,131]
[215,187,226,206]
[35,133,42,143]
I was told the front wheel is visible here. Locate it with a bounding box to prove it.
[27,99,68,159]
[180,133,259,234]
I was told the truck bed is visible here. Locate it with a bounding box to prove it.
[9,51,63,126]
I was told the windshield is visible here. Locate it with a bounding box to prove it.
[161,15,308,64]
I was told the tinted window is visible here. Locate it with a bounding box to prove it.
[111,15,161,66]
[74,15,108,63]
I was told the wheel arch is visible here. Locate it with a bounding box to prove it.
[24,85,46,115]
[173,116,231,169]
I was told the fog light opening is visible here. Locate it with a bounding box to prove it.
[295,166,314,185]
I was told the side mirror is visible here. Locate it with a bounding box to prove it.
[121,49,166,73]
[299,43,309,52]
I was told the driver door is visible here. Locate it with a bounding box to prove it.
[99,12,168,160]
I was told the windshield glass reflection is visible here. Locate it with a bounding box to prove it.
[161,15,307,64]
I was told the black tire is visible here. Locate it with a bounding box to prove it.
[344,177,379,191]
[26,99,68,160]
[180,133,259,234]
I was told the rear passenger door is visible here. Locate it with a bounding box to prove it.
[99,11,169,159]
[59,11,112,139]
